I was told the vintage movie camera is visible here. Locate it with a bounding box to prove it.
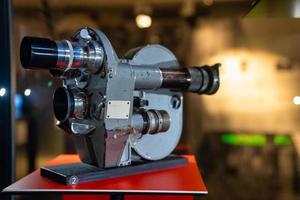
[20,28,220,168]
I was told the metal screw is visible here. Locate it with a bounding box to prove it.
[80,29,92,40]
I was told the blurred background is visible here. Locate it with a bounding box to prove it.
[2,0,300,199]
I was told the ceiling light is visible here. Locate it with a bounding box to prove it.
[136,14,152,29]
[24,89,31,96]
[0,88,6,97]
[293,96,300,105]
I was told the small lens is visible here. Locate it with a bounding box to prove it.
[53,87,74,121]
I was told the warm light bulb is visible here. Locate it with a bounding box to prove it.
[136,14,152,29]
[293,96,300,105]
[24,89,31,96]
[0,88,6,97]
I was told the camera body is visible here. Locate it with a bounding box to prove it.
[20,28,220,168]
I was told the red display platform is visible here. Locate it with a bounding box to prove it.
[2,154,207,200]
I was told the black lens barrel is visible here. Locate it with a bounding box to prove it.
[20,36,58,70]
[196,64,220,94]
[53,87,74,122]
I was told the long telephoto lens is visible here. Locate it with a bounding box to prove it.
[160,63,220,95]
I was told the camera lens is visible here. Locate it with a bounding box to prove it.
[53,87,74,122]
[160,64,220,95]
[20,37,58,70]
[53,87,87,121]
[20,34,104,73]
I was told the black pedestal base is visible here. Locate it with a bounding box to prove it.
[40,155,188,185]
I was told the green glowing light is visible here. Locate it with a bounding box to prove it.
[48,81,53,87]
[273,135,292,145]
[222,133,267,146]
